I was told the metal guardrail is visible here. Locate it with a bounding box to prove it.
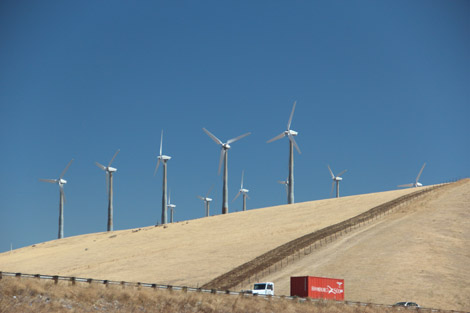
[1,271,468,313]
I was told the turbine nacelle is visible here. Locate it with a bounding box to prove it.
[240,188,249,193]
[328,165,347,198]
[40,159,74,187]
[398,163,426,188]
[154,130,171,175]
[266,101,301,155]
[96,149,120,173]
[158,155,172,161]
[286,129,298,136]
[202,128,251,175]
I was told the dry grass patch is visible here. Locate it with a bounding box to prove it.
[1,276,409,313]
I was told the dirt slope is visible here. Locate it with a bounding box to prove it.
[0,187,421,287]
[242,179,469,311]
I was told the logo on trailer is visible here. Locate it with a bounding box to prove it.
[312,285,344,295]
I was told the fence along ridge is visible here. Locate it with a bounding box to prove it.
[0,270,467,313]
[203,182,455,290]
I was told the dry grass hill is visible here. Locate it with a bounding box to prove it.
[1,180,469,311]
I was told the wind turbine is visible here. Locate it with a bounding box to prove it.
[202,128,251,214]
[39,158,74,239]
[267,101,301,204]
[328,165,347,198]
[95,149,120,232]
[154,130,171,225]
[277,177,289,198]
[167,189,176,223]
[398,163,426,188]
[197,185,214,217]
[233,170,249,211]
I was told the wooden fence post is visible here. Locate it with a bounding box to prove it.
[71,277,76,286]
[53,276,59,284]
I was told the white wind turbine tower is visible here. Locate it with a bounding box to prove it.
[267,101,301,204]
[233,170,249,211]
[398,162,426,188]
[197,185,214,217]
[39,158,74,239]
[167,189,176,223]
[154,130,172,225]
[328,165,347,198]
[202,128,251,214]
[95,149,120,232]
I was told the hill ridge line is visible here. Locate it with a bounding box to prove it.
[202,183,454,290]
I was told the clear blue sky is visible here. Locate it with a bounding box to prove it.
[1,1,469,253]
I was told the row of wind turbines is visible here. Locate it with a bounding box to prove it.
[39,101,427,239]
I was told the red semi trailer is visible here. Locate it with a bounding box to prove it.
[290,276,344,300]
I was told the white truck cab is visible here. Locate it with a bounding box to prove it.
[252,282,274,296]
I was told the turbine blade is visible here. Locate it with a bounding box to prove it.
[197,195,204,201]
[168,189,171,204]
[40,178,57,184]
[330,181,335,197]
[287,101,297,130]
[95,162,106,170]
[398,183,413,188]
[206,184,214,198]
[277,180,286,185]
[203,128,222,145]
[288,133,301,154]
[246,193,250,200]
[267,132,285,143]
[218,148,225,175]
[232,191,241,202]
[240,170,244,189]
[227,132,251,144]
[154,159,161,176]
[416,162,426,183]
[327,165,334,179]
[108,149,120,167]
[60,159,74,179]
[337,169,348,177]
[160,130,163,156]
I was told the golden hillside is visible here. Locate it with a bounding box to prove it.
[238,180,470,311]
[1,181,468,311]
